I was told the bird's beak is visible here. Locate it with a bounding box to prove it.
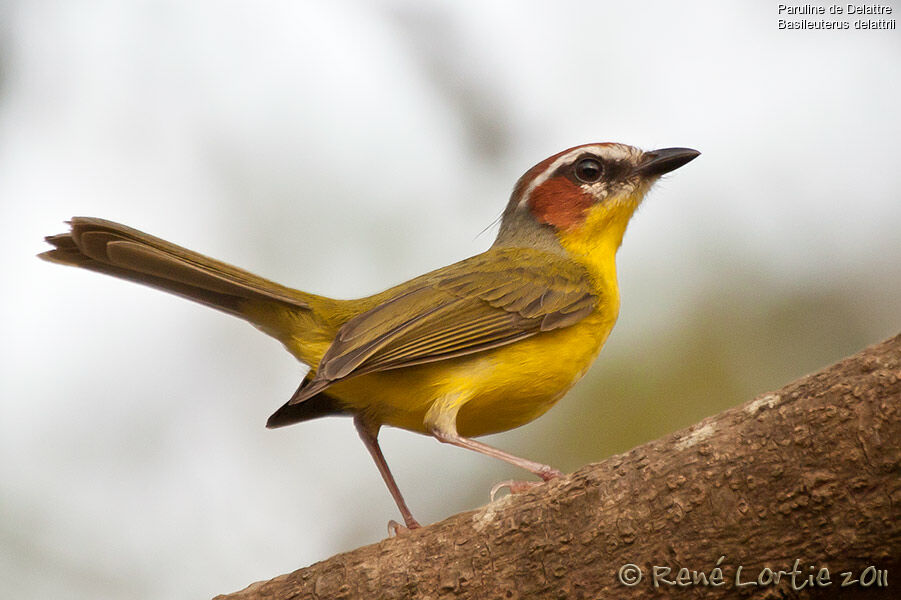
[635,147,701,177]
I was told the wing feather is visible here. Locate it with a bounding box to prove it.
[288,249,599,405]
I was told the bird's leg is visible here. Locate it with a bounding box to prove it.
[429,425,563,500]
[353,415,421,532]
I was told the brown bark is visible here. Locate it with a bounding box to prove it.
[217,334,901,600]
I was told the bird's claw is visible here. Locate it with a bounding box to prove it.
[387,519,421,537]
[490,469,563,502]
[490,479,540,501]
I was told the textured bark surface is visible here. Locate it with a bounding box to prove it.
[217,334,901,600]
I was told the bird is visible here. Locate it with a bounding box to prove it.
[40,142,699,531]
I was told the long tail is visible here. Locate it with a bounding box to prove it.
[40,217,316,318]
[40,217,347,428]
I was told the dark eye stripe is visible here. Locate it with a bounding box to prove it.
[557,154,605,184]
[545,151,636,188]
[601,159,630,181]
[562,154,633,185]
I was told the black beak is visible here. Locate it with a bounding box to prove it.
[636,147,700,177]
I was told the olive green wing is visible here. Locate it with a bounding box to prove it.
[286,250,598,405]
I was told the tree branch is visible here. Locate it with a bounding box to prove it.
[217,334,901,599]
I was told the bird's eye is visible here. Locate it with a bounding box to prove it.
[574,158,603,183]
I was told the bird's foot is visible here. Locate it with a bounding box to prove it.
[490,479,540,501]
[490,468,563,502]
[387,518,421,537]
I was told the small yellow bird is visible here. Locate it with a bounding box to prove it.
[41,143,698,530]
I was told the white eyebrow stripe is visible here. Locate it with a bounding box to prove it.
[518,144,631,208]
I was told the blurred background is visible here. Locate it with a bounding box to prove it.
[1,1,899,598]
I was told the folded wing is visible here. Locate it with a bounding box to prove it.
[287,250,598,405]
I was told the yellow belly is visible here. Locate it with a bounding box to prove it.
[324,308,617,437]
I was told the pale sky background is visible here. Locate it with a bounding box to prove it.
[1,1,899,598]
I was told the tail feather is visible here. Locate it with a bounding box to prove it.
[41,217,347,427]
[40,217,313,318]
[266,387,348,429]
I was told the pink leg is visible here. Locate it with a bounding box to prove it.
[354,416,421,531]
[430,428,563,481]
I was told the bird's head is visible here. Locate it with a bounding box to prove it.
[494,143,699,263]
